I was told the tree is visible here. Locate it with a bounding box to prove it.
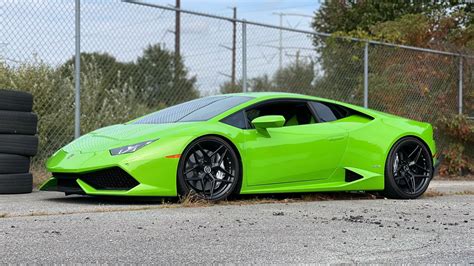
[136,44,199,106]
[274,53,315,95]
[311,1,473,106]
[58,52,136,97]
[220,80,242,94]
[250,74,273,92]
[313,1,427,37]
[312,1,473,49]
[220,54,315,95]
[219,74,274,94]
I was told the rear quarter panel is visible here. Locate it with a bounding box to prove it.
[336,114,435,182]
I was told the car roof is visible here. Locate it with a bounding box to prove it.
[222,92,320,100]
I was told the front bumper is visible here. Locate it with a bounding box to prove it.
[41,148,182,197]
[40,167,142,196]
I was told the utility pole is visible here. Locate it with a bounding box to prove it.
[231,7,237,86]
[272,12,313,70]
[174,0,181,86]
[74,0,81,139]
[274,12,283,69]
[175,0,181,58]
[218,7,237,87]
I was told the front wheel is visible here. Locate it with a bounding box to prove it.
[177,136,240,201]
[384,137,433,199]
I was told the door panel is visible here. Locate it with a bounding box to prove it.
[244,123,348,186]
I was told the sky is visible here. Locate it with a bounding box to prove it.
[2,0,322,93]
[171,0,319,28]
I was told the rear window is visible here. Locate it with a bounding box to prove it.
[310,101,353,122]
[134,96,253,124]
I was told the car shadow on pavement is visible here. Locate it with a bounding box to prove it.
[44,195,177,205]
[42,191,383,207]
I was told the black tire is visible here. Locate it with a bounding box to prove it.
[0,135,39,156]
[178,136,241,201]
[0,110,38,135]
[0,173,33,194]
[384,137,433,199]
[0,89,33,112]
[0,154,30,174]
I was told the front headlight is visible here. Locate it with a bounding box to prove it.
[109,139,158,156]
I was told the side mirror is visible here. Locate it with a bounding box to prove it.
[251,115,285,132]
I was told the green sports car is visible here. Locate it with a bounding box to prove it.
[41,92,440,200]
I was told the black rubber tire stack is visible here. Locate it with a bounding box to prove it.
[0,89,38,194]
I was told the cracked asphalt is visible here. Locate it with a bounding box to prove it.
[0,186,473,263]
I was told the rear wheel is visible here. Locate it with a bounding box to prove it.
[384,137,433,199]
[178,136,240,201]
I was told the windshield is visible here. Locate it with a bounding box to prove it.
[134,96,253,124]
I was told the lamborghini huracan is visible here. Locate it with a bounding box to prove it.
[41,92,440,200]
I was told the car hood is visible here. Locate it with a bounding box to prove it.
[62,122,197,153]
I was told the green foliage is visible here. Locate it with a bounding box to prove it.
[250,74,273,92]
[220,74,274,94]
[313,1,416,38]
[220,55,315,95]
[369,14,431,44]
[441,143,471,176]
[136,44,199,106]
[0,60,74,163]
[312,1,470,37]
[438,116,473,176]
[312,38,364,105]
[274,55,315,94]
[220,80,244,94]
[440,115,474,144]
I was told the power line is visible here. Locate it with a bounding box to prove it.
[217,7,237,86]
[272,12,314,69]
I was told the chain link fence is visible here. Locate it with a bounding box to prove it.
[1,0,472,183]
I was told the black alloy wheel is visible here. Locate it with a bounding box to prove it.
[178,136,240,201]
[384,137,433,199]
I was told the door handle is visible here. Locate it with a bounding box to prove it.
[328,135,345,141]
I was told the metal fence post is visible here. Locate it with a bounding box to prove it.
[363,41,369,108]
[242,20,248,93]
[74,0,81,138]
[458,56,463,115]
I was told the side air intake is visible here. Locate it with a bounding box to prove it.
[345,169,363,182]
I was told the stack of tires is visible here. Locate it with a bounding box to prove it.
[0,89,39,194]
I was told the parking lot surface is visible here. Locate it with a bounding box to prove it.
[0,182,472,264]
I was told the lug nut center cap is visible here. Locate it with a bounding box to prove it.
[204,166,212,174]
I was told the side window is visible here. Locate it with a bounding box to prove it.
[310,101,351,122]
[245,101,316,128]
[221,111,247,129]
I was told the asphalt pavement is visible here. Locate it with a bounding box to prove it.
[0,181,472,264]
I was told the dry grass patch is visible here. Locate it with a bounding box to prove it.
[423,189,445,197]
[178,192,212,208]
[454,190,474,195]
[176,191,383,208]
